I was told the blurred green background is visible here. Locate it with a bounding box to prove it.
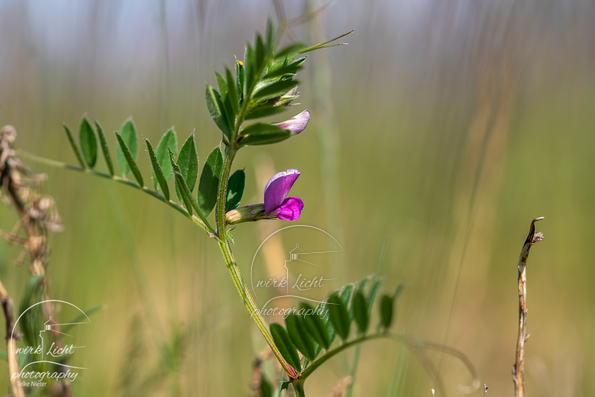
[1,0,594,396]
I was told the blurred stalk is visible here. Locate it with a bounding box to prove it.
[304,0,344,250]
[386,345,407,397]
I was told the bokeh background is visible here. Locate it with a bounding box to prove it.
[1,0,594,396]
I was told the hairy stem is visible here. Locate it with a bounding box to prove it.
[216,235,298,378]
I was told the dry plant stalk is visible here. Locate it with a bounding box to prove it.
[0,125,70,397]
[0,279,25,397]
[512,217,544,397]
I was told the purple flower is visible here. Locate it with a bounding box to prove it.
[264,169,303,221]
[225,169,304,224]
[275,110,310,135]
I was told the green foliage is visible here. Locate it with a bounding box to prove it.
[153,128,178,189]
[225,169,245,212]
[300,302,331,350]
[328,293,351,341]
[175,133,199,202]
[79,117,97,168]
[205,85,231,142]
[286,314,318,362]
[238,123,292,147]
[259,375,273,397]
[197,146,223,216]
[94,119,114,176]
[116,118,138,176]
[379,295,393,330]
[19,275,44,348]
[353,291,369,334]
[116,132,143,186]
[270,323,301,373]
[145,138,170,201]
[62,123,85,168]
[270,274,405,378]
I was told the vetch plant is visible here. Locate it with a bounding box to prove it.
[19,22,481,396]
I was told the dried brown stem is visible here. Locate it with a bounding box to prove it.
[512,217,544,397]
[1,125,70,396]
[0,279,25,397]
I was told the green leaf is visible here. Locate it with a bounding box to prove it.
[115,132,143,186]
[168,149,203,218]
[206,85,231,141]
[255,33,265,70]
[327,293,351,341]
[240,123,289,137]
[145,138,170,201]
[270,323,301,373]
[116,118,139,176]
[275,42,307,59]
[339,283,355,308]
[19,274,44,347]
[265,19,275,54]
[175,133,199,202]
[356,274,373,295]
[264,62,303,80]
[154,128,178,189]
[254,80,300,102]
[286,314,317,362]
[246,105,288,120]
[94,119,114,176]
[225,169,245,212]
[393,281,407,301]
[62,123,85,168]
[19,274,44,318]
[61,305,105,334]
[244,44,255,94]
[300,302,330,350]
[216,72,228,99]
[366,278,385,315]
[238,131,292,147]
[197,146,223,216]
[226,68,240,115]
[79,117,97,168]
[380,295,394,329]
[353,291,369,334]
[260,374,273,397]
[238,123,292,147]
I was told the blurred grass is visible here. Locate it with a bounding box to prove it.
[1,0,594,396]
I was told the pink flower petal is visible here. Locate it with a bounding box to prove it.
[276,110,310,135]
[264,169,300,214]
[272,197,304,221]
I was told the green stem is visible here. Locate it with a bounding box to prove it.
[216,235,298,378]
[18,150,212,234]
[214,146,298,378]
[292,379,306,397]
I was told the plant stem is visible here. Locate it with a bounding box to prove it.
[215,148,298,379]
[293,379,306,397]
[18,149,213,233]
[513,217,544,397]
[216,231,298,378]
